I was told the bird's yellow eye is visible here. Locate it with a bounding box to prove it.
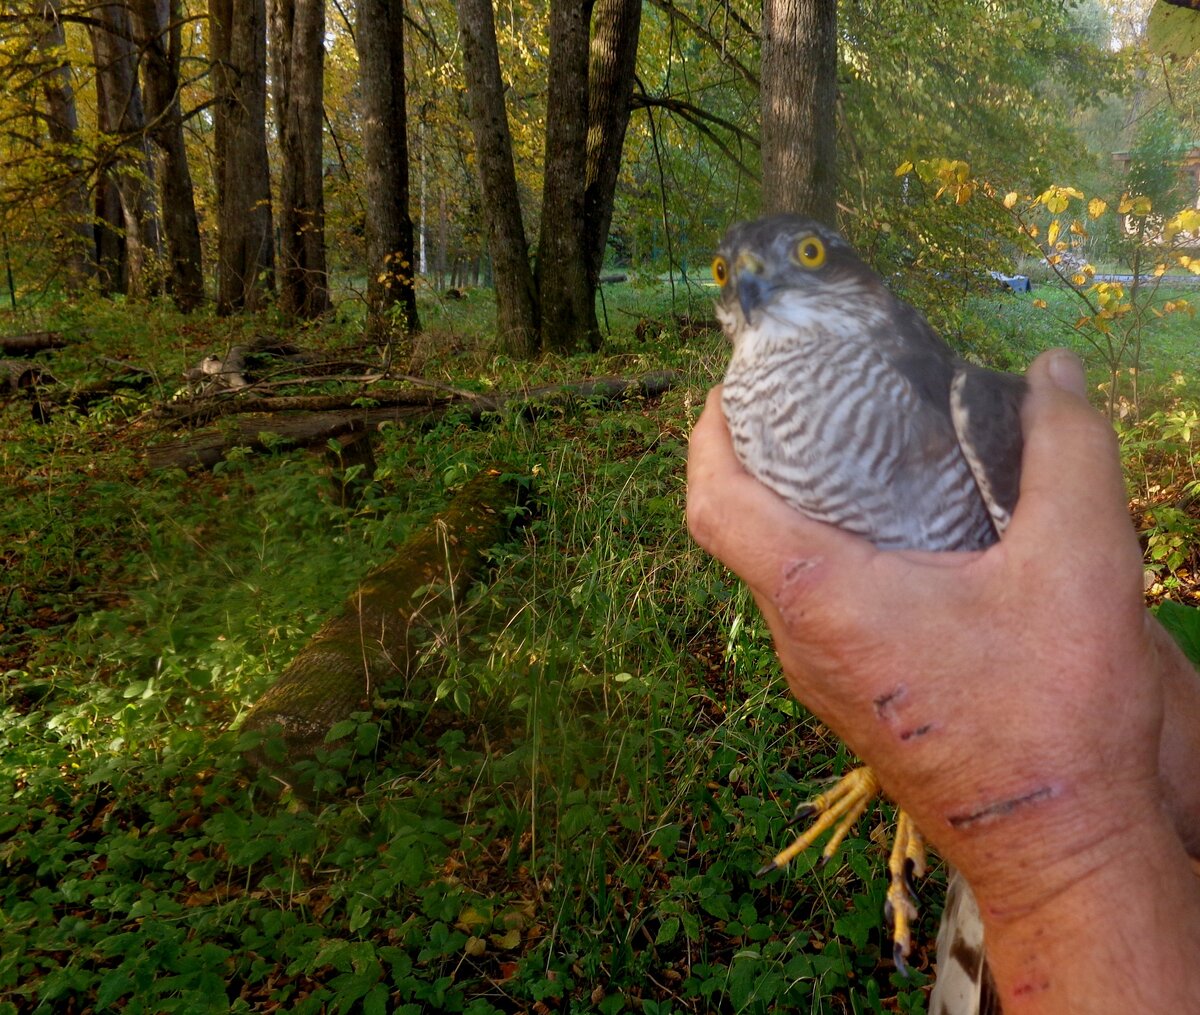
[794,236,826,269]
[711,256,729,286]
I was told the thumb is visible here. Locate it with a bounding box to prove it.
[1011,348,1142,577]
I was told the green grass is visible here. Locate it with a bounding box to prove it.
[0,277,1196,1014]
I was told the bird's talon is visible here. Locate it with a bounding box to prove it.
[788,804,816,824]
[893,941,910,977]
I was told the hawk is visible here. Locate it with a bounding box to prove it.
[713,214,1026,1015]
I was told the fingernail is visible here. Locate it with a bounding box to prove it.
[1047,350,1086,397]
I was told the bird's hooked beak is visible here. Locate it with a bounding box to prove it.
[733,251,768,321]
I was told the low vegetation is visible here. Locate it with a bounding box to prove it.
[2,278,1199,1014]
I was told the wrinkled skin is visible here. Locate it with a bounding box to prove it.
[687,350,1200,1013]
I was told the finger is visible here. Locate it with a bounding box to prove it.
[1009,349,1142,578]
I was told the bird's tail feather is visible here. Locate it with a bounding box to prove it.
[928,868,1000,1015]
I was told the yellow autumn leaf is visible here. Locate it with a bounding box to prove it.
[1087,197,1108,219]
[1154,262,1168,277]
[1164,208,1200,243]
[456,907,490,933]
[1046,220,1061,247]
[1003,191,1020,209]
[895,161,914,176]
[489,928,522,951]
[1071,273,1087,286]
[1033,298,1048,309]
[1070,220,1086,236]
[1118,193,1135,214]
[1037,185,1083,214]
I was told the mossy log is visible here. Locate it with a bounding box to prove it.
[0,358,52,395]
[147,370,679,471]
[238,466,524,778]
[31,369,155,421]
[145,410,396,470]
[0,331,67,356]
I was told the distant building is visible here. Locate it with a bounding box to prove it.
[1110,144,1200,244]
[1111,144,1200,209]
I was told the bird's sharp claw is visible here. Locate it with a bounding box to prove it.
[886,810,927,973]
[759,770,928,972]
[765,767,881,872]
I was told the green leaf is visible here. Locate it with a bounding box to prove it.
[1148,0,1200,58]
[1155,600,1200,668]
[363,983,390,1015]
[654,916,680,946]
[325,719,357,743]
[96,970,132,1008]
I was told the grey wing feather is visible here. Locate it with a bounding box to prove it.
[950,365,1026,537]
[884,303,958,423]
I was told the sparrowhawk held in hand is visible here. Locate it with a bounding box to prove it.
[713,214,1026,1015]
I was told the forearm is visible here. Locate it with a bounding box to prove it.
[979,811,1200,1013]
[1155,619,1200,860]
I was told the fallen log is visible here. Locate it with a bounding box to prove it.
[0,331,67,356]
[0,358,53,395]
[238,466,525,783]
[146,370,680,471]
[161,388,441,428]
[145,403,432,470]
[30,369,157,422]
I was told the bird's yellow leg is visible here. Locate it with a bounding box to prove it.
[756,766,881,876]
[884,809,927,973]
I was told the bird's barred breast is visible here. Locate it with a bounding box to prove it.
[722,345,996,552]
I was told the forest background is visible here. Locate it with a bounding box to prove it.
[4,0,1200,1012]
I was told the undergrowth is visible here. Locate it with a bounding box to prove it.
[1,279,1197,1014]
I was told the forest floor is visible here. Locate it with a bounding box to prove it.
[2,277,1199,1014]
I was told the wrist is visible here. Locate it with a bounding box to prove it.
[973,808,1200,1012]
[1154,620,1200,858]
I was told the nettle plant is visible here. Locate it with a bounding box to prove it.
[905,157,1200,421]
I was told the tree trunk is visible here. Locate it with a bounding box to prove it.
[538,0,599,354]
[760,0,837,221]
[89,1,162,298]
[93,173,125,294]
[129,0,205,311]
[33,0,94,290]
[270,0,330,319]
[583,0,641,289]
[356,0,420,345]
[456,0,538,357]
[238,467,525,781]
[210,0,275,313]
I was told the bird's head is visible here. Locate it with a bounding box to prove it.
[712,215,886,352]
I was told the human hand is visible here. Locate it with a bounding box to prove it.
[687,349,1171,911]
